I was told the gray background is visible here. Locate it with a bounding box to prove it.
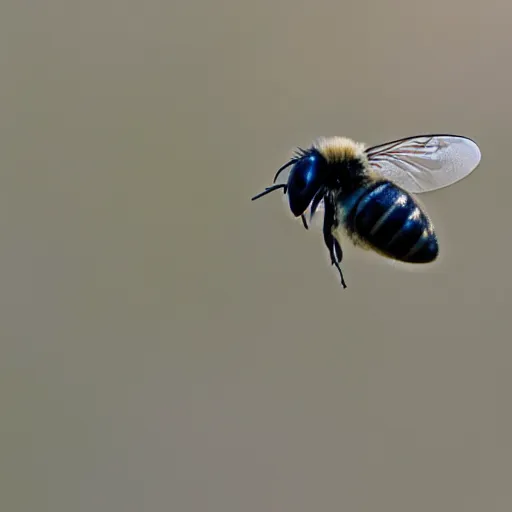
[1,0,511,511]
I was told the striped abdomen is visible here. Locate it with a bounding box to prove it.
[341,180,438,263]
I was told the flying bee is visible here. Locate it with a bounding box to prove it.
[251,134,481,289]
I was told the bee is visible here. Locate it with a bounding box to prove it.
[251,134,481,289]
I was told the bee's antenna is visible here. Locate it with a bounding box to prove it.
[272,159,298,183]
[251,184,287,201]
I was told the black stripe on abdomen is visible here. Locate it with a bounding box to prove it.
[349,181,438,263]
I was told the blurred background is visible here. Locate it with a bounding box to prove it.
[1,0,511,510]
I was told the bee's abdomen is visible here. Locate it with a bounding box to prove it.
[344,181,438,263]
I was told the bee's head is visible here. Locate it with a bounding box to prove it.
[286,150,328,217]
[251,137,368,216]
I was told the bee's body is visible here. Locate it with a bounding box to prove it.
[339,180,438,264]
[252,133,481,289]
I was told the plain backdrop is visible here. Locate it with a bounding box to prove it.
[1,0,511,511]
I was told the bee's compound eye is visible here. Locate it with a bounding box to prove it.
[287,154,325,217]
[295,155,317,188]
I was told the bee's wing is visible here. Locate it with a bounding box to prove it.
[365,134,481,194]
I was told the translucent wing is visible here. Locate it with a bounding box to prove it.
[365,134,481,194]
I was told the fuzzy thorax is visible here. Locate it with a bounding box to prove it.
[312,136,366,164]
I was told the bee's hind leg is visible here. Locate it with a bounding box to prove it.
[322,200,347,289]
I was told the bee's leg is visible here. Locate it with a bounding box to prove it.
[301,214,309,230]
[322,200,347,289]
[330,238,347,289]
[333,237,344,265]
